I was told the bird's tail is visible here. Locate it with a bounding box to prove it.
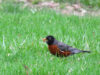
[68,47,91,54]
[81,50,91,53]
[71,49,91,54]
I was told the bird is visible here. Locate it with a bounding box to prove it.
[43,35,90,57]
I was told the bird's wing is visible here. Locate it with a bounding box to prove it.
[56,41,70,51]
[57,41,82,54]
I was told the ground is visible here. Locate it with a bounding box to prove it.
[0,3,100,75]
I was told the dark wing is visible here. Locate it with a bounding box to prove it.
[56,41,70,51]
[56,41,82,54]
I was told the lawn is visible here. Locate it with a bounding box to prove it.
[0,4,100,75]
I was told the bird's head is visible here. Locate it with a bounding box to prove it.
[43,35,55,45]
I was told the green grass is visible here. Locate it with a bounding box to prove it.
[0,4,100,75]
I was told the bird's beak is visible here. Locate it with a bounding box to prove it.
[42,38,47,42]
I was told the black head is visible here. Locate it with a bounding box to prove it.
[43,35,55,45]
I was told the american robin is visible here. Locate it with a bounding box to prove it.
[43,35,90,57]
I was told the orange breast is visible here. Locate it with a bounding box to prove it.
[48,45,71,57]
[48,45,59,55]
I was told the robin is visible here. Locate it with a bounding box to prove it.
[43,35,90,57]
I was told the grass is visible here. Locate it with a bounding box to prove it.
[0,3,100,75]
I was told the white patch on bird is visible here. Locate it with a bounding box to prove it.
[60,50,64,53]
